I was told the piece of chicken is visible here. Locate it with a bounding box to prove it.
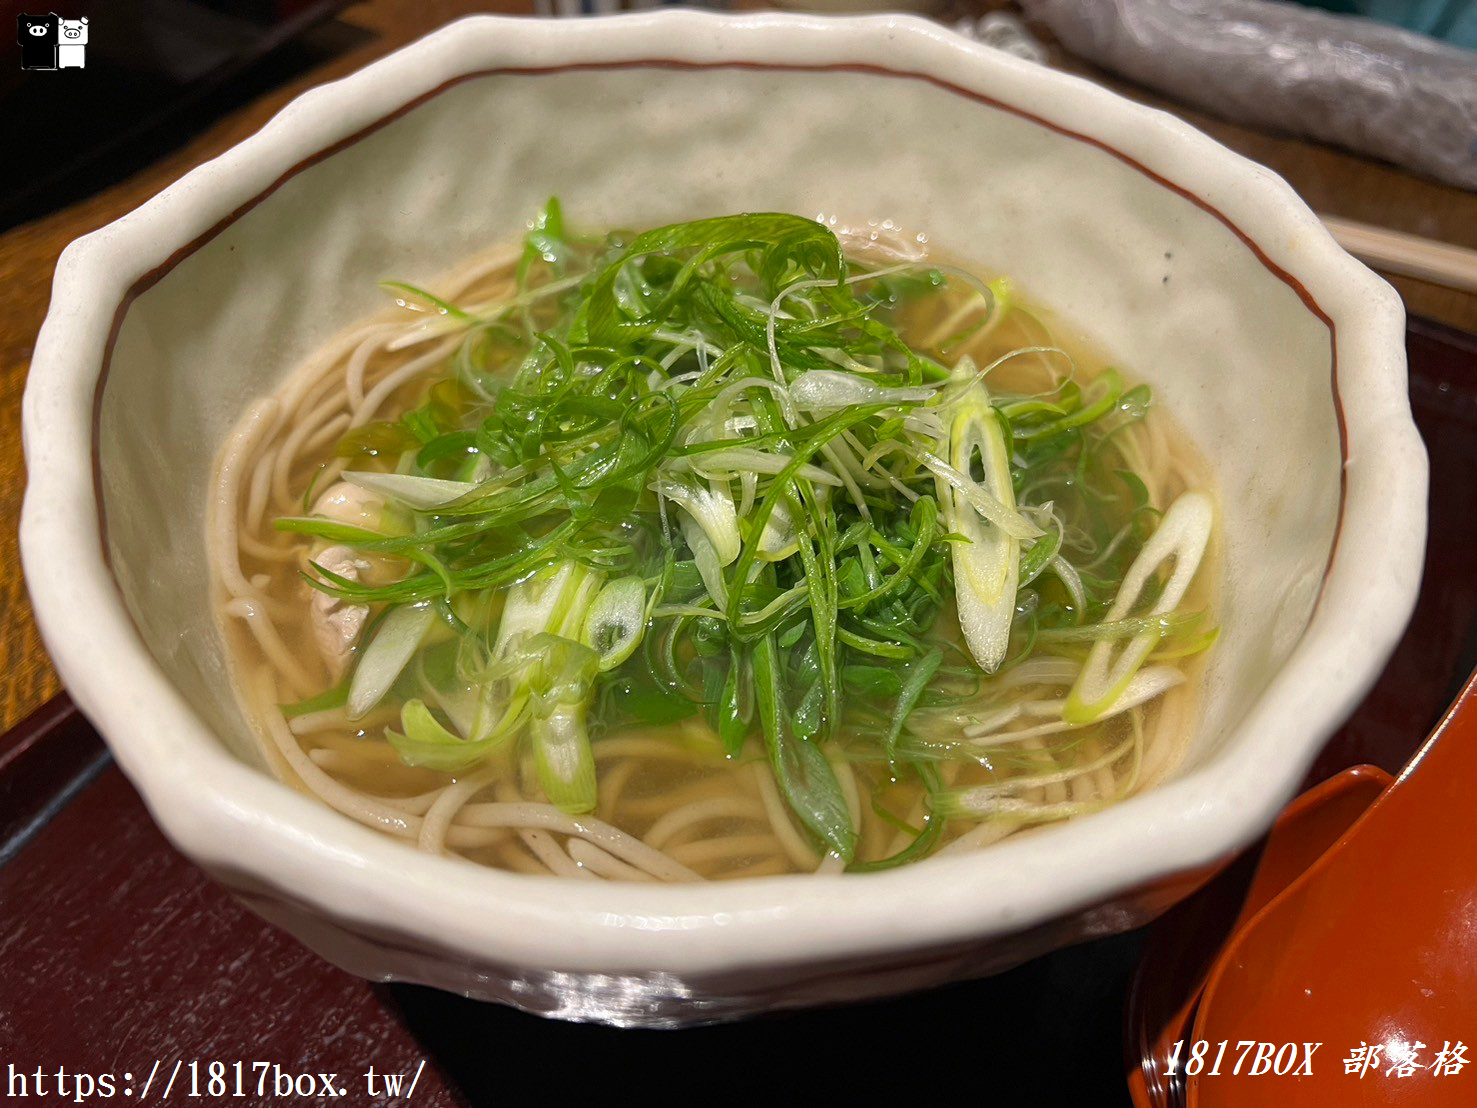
[308,544,372,681]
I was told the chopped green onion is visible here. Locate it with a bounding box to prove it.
[1065,492,1213,723]
[273,203,1215,868]
[347,602,435,718]
[582,576,647,671]
[939,376,1021,672]
[342,471,481,510]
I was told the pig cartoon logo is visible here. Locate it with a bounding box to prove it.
[57,16,86,68]
[18,13,58,70]
[18,13,85,70]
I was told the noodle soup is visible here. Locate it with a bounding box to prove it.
[213,206,1216,881]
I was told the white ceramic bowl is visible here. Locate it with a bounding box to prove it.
[20,12,1425,1025]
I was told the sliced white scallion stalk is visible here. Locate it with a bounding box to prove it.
[495,561,604,654]
[905,412,946,440]
[652,475,741,566]
[687,448,842,488]
[423,675,478,739]
[788,369,937,410]
[937,378,1025,672]
[737,469,757,518]
[581,576,647,671]
[757,499,801,562]
[347,601,435,719]
[531,701,598,814]
[1064,492,1214,724]
[470,564,603,750]
[385,698,512,772]
[922,449,1040,542]
[680,514,729,610]
[342,471,481,511]
[686,376,796,435]
[755,483,829,564]
[520,633,602,814]
[724,413,760,439]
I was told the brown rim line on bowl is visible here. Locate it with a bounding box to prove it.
[19,12,1424,1024]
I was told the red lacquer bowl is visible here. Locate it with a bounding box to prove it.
[1189,666,1477,1107]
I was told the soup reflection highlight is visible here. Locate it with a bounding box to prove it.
[212,207,1216,881]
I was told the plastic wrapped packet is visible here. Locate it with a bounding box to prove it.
[956,12,1051,65]
[1018,0,1477,190]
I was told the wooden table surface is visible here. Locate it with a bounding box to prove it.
[2,0,1475,733]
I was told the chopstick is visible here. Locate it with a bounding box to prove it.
[1320,214,1477,294]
